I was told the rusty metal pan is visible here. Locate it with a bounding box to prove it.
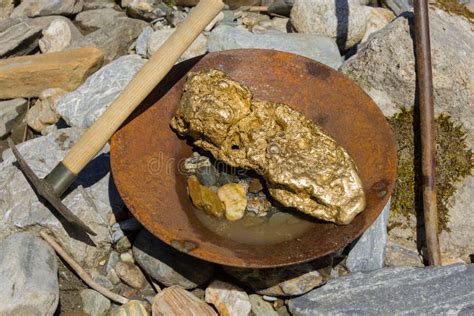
[110,49,397,268]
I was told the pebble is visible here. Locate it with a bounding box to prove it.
[115,236,133,253]
[11,0,83,17]
[361,7,395,43]
[115,261,148,289]
[106,251,120,272]
[188,175,225,218]
[91,272,115,290]
[196,164,219,187]
[120,251,135,263]
[262,295,278,302]
[110,300,150,316]
[107,269,121,286]
[80,289,111,316]
[39,19,73,53]
[249,294,278,316]
[166,9,187,27]
[205,280,251,316]
[0,98,27,138]
[217,182,247,221]
[153,286,217,316]
[26,88,66,133]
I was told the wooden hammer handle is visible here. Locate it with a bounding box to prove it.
[62,0,224,175]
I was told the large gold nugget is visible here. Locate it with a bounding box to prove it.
[171,69,366,224]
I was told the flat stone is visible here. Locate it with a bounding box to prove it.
[147,28,207,61]
[26,88,66,133]
[0,232,59,315]
[74,8,126,33]
[0,98,27,137]
[205,280,251,316]
[0,17,43,57]
[69,16,148,63]
[0,127,124,269]
[80,289,111,316]
[346,199,390,273]
[224,256,332,296]
[132,229,215,289]
[0,47,104,99]
[288,264,474,315]
[208,25,342,69]
[56,54,145,129]
[115,261,148,289]
[11,0,83,17]
[152,286,217,316]
[290,0,372,49]
[249,294,278,316]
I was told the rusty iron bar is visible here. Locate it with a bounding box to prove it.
[414,0,441,265]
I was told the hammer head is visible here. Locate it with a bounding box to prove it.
[7,138,96,236]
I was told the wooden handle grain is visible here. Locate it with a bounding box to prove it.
[62,0,224,175]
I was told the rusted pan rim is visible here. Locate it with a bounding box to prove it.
[111,49,397,268]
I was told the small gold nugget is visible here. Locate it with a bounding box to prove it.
[172,69,366,224]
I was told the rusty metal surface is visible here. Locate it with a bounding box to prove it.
[414,0,440,265]
[110,49,397,268]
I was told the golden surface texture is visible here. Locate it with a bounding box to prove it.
[172,69,366,224]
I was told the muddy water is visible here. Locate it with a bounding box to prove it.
[194,207,316,245]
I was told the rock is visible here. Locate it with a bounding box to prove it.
[188,175,226,217]
[111,300,149,316]
[115,261,148,289]
[115,235,133,252]
[246,196,271,216]
[208,25,342,69]
[0,17,43,57]
[249,294,278,316]
[70,15,148,63]
[39,19,75,53]
[26,88,67,133]
[341,10,474,259]
[0,48,104,99]
[268,0,294,16]
[224,256,332,296]
[83,0,117,10]
[75,8,126,32]
[56,55,145,129]
[0,0,14,18]
[135,26,153,57]
[0,98,27,138]
[0,127,124,268]
[122,0,170,22]
[106,251,120,272]
[147,28,207,60]
[183,152,212,175]
[248,178,264,193]
[195,164,219,186]
[268,17,290,33]
[120,251,134,263]
[11,0,83,17]
[382,0,412,15]
[361,7,395,43]
[346,199,390,273]
[166,9,187,27]
[290,0,372,49]
[205,280,251,316]
[92,273,114,290]
[0,232,59,315]
[205,11,224,31]
[80,289,111,316]
[217,182,247,221]
[288,264,474,315]
[133,229,214,289]
[152,286,217,316]
[384,241,424,267]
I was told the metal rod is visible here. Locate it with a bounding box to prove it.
[413,0,441,265]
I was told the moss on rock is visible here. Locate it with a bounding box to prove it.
[433,0,474,23]
[388,109,473,231]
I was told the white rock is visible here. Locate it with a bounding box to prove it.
[135,26,153,57]
[0,232,59,316]
[11,0,84,17]
[147,28,207,61]
[0,128,122,268]
[205,280,251,316]
[0,98,27,137]
[39,19,73,53]
[26,88,66,133]
[290,0,372,49]
[361,7,395,43]
[56,55,146,129]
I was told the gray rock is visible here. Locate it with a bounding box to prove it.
[115,261,148,289]
[56,55,146,129]
[113,217,142,232]
[0,232,59,316]
[224,256,332,296]
[69,16,148,63]
[196,165,219,186]
[115,235,132,253]
[340,9,474,260]
[135,26,153,57]
[382,0,412,15]
[166,9,187,27]
[346,199,390,273]
[106,251,120,272]
[0,98,27,138]
[249,294,278,316]
[0,128,123,268]
[80,289,111,316]
[0,17,43,57]
[74,8,126,32]
[39,18,83,53]
[122,0,170,21]
[92,272,115,290]
[133,229,215,289]
[385,241,424,267]
[147,28,207,61]
[11,0,83,17]
[288,264,474,315]
[208,25,342,69]
[290,0,372,50]
[268,0,294,16]
[83,0,117,10]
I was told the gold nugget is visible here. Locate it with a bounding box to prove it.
[172,69,366,224]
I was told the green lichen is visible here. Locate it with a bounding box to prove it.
[388,108,473,232]
[433,0,474,23]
